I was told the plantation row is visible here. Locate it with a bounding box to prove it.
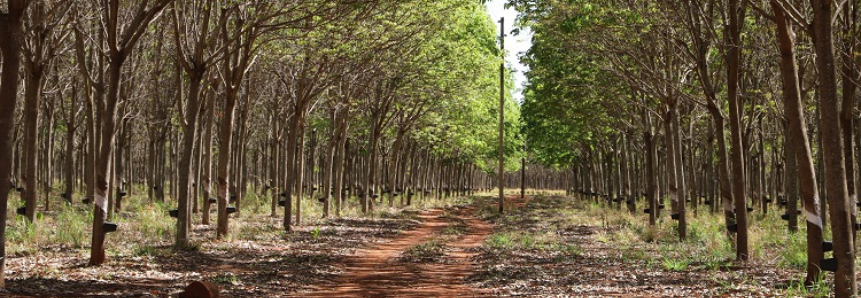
[0,0,576,289]
[514,0,861,297]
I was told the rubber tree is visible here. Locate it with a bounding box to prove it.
[60,79,79,204]
[725,0,749,260]
[811,0,856,295]
[215,4,259,239]
[0,0,30,288]
[673,0,736,237]
[20,1,68,221]
[766,0,824,284]
[80,0,174,266]
[171,0,226,247]
[275,54,333,230]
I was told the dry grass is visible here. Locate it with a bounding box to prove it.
[4,183,470,253]
[471,194,822,297]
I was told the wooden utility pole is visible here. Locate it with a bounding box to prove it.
[498,17,505,213]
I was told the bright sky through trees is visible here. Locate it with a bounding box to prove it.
[484,0,532,102]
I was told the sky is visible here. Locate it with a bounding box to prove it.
[484,0,533,102]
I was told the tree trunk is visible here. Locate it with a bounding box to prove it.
[757,123,766,214]
[192,110,203,214]
[269,111,280,217]
[0,0,28,286]
[388,130,405,206]
[283,112,300,231]
[333,121,349,216]
[644,112,658,226]
[839,3,858,242]
[671,108,687,239]
[64,85,77,203]
[706,134,715,213]
[89,36,128,265]
[364,123,381,213]
[322,110,337,218]
[771,0,824,284]
[234,96,250,214]
[22,61,43,222]
[201,91,215,225]
[295,120,307,225]
[113,118,126,214]
[726,0,748,260]
[785,121,799,232]
[85,92,96,204]
[44,101,54,211]
[216,92,237,238]
[812,0,855,295]
[176,72,204,246]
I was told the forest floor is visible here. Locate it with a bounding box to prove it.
[0,192,477,297]
[469,195,822,297]
[0,190,838,297]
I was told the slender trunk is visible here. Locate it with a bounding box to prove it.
[785,121,800,232]
[283,112,299,231]
[665,111,681,231]
[333,124,349,216]
[771,0,824,283]
[758,123,766,214]
[726,0,748,260]
[44,104,53,211]
[406,143,419,205]
[672,108,687,239]
[90,48,124,266]
[307,128,317,206]
[646,131,658,226]
[201,91,215,225]
[687,128,697,216]
[192,112,203,214]
[295,120,307,225]
[388,130,405,206]
[216,94,237,239]
[420,148,432,202]
[706,134,716,213]
[0,1,28,285]
[234,97,250,214]
[812,0,855,295]
[155,130,167,202]
[622,134,634,213]
[112,119,124,214]
[364,123,381,213]
[644,111,658,226]
[520,154,526,199]
[65,87,76,203]
[22,63,43,222]
[176,74,203,246]
[270,114,280,217]
[839,3,858,242]
[322,110,337,218]
[85,93,96,204]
